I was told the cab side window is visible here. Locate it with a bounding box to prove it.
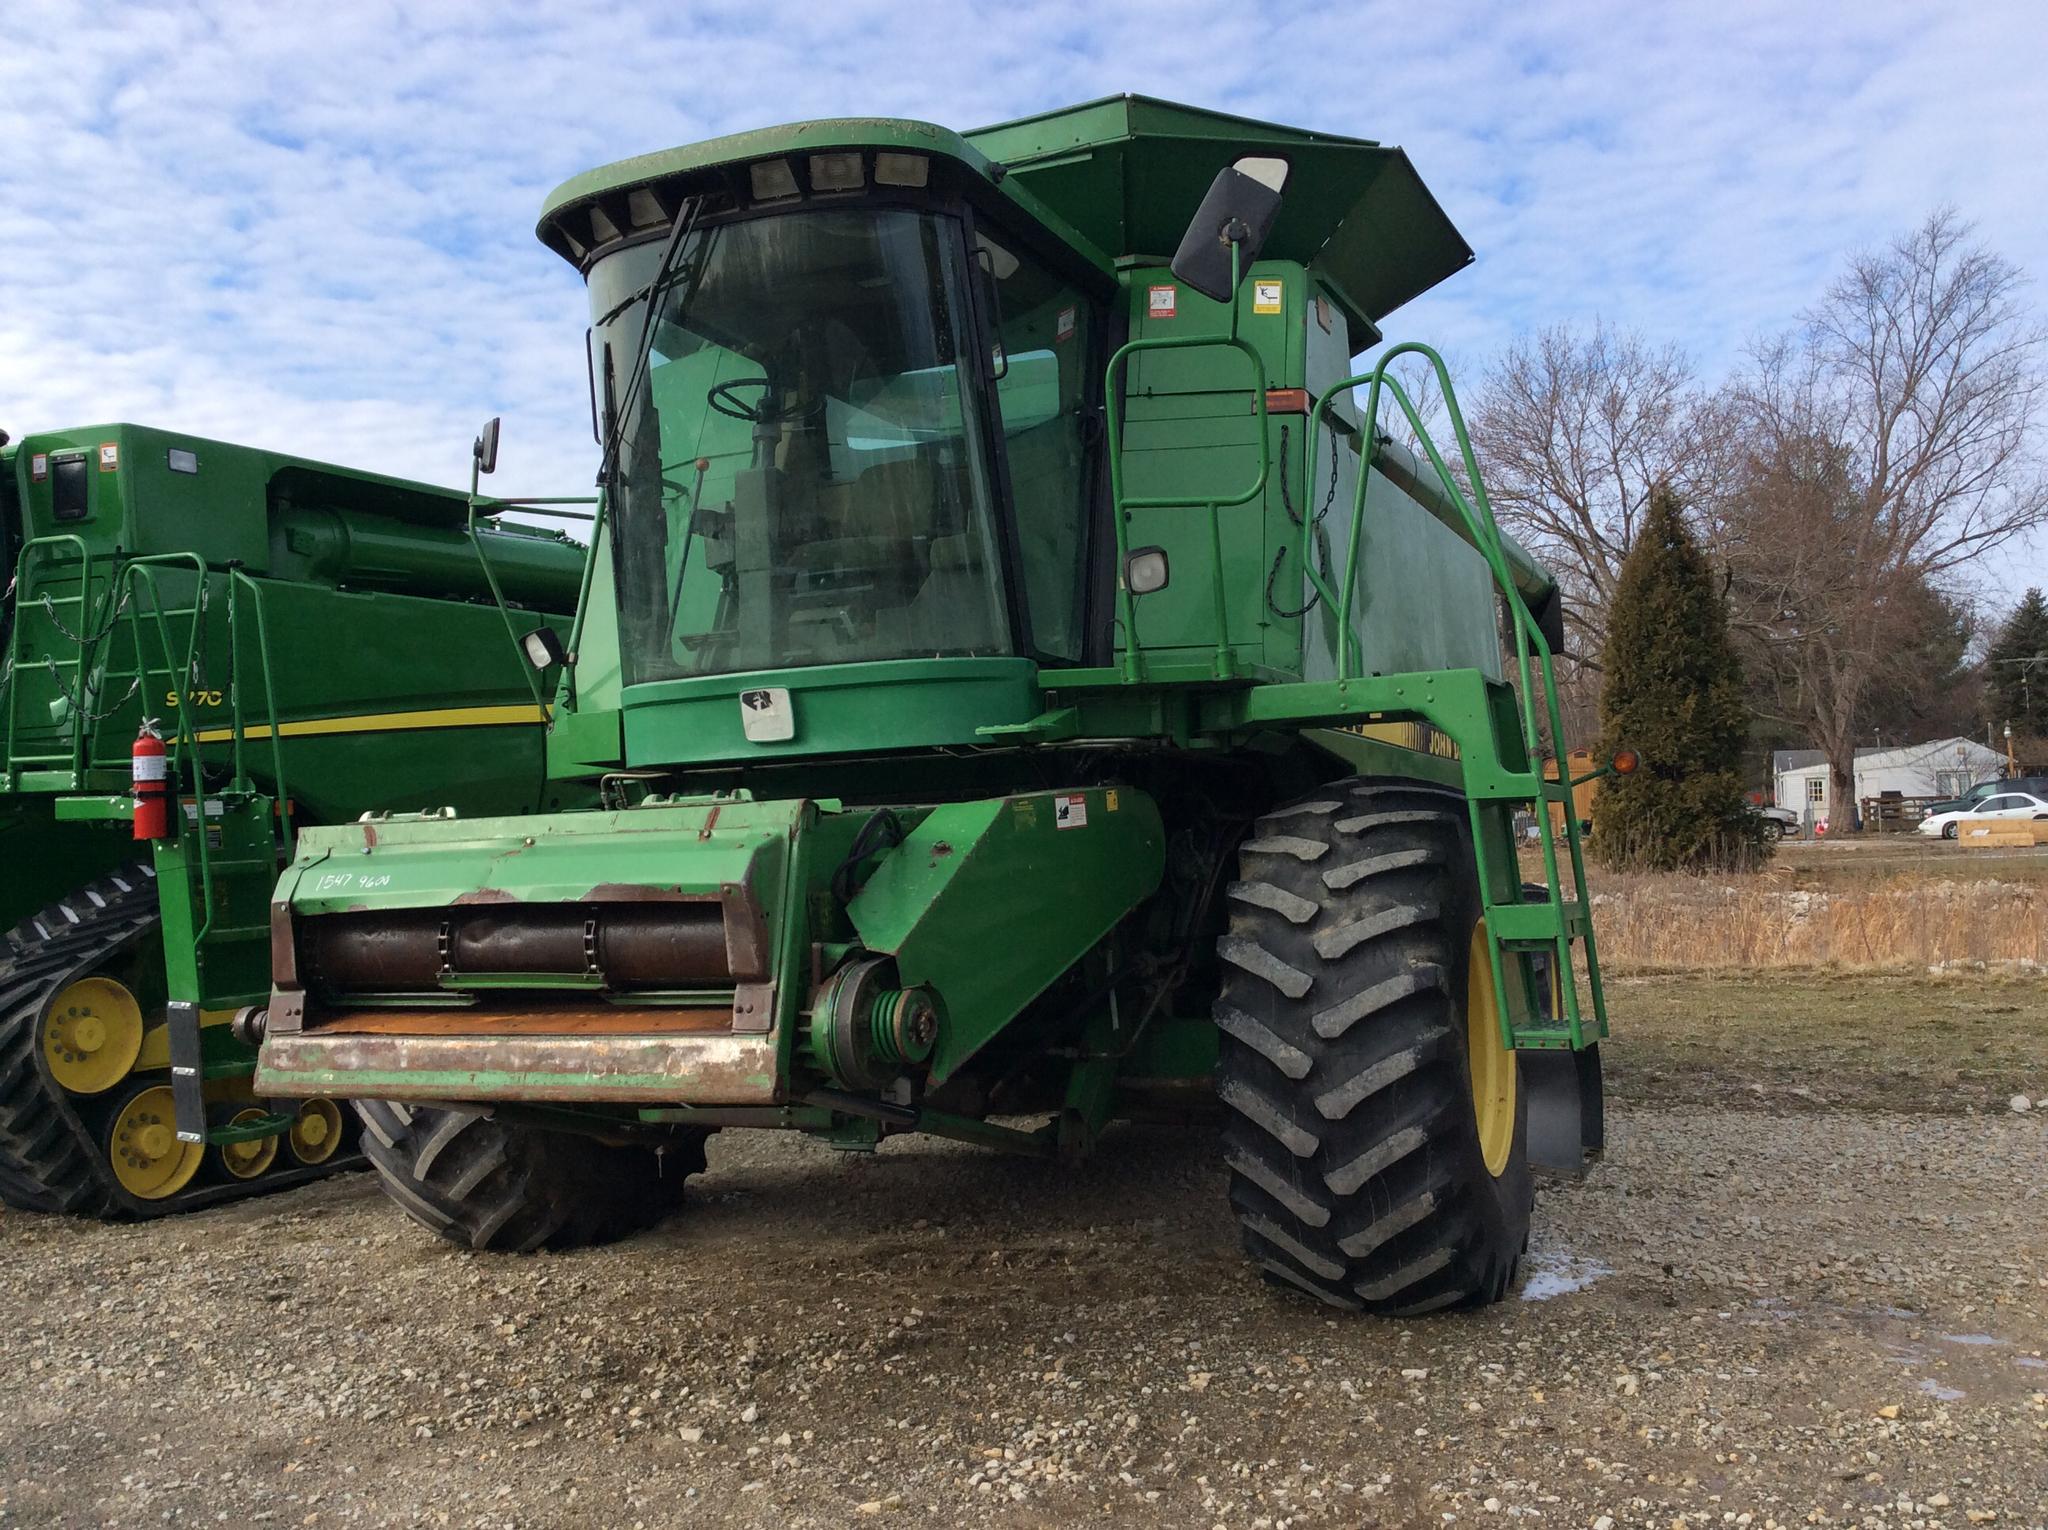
[980,230,1096,664]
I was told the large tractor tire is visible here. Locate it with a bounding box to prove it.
[0,864,360,1218]
[1214,778,1533,1315]
[354,1100,709,1252]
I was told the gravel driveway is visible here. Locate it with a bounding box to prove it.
[2,984,2044,1529]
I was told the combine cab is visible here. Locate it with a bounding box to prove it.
[257,97,1609,1313]
[0,424,586,1216]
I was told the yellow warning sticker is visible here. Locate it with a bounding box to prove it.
[1104,789,1120,812]
[1252,279,1284,315]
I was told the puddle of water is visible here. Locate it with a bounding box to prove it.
[1519,1251,1613,1302]
[1942,1333,2007,1348]
[1917,1378,1966,1401]
[2015,1356,2046,1371]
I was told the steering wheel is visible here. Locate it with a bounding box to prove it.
[707,376,822,424]
[706,377,772,421]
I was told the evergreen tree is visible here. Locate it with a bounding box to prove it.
[1986,588,2048,741]
[1592,486,1769,872]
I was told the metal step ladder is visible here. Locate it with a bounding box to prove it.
[1342,346,1610,1053]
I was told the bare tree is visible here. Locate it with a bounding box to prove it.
[1725,209,2048,823]
[1469,323,1712,649]
[1465,323,1714,735]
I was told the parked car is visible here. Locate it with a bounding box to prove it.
[1917,789,2048,839]
[1922,775,2048,818]
[1755,804,1800,839]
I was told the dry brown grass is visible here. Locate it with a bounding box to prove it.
[1585,868,2047,971]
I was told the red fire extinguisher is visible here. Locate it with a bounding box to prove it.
[132,721,169,842]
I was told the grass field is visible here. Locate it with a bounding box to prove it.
[1528,837,2048,971]
[1604,968,2048,1113]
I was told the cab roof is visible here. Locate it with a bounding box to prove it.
[539,95,1473,341]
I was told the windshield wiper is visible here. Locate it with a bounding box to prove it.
[596,196,707,488]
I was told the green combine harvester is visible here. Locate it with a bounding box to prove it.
[255,96,1611,1314]
[0,422,585,1215]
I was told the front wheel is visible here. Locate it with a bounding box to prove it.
[1214,779,1533,1315]
[354,1101,708,1252]
[1943,822,1958,840]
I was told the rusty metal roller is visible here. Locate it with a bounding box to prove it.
[305,904,730,991]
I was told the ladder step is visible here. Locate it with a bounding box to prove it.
[1486,900,1589,943]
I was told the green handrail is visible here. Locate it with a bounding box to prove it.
[1306,344,1604,1049]
[226,571,292,821]
[3,534,101,785]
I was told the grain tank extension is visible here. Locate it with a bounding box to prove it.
[1,424,584,1216]
[257,97,1610,1313]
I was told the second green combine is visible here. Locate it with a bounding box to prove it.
[0,422,585,1216]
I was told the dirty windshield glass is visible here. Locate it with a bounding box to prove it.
[590,209,1012,682]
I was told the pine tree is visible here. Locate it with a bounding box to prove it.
[1592,486,1769,872]
[1986,588,2048,742]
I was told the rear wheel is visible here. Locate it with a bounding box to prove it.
[1214,779,1533,1315]
[354,1100,709,1252]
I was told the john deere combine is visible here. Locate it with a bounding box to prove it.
[0,423,584,1216]
[256,96,1609,1314]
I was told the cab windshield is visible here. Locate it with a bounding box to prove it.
[591,208,1013,682]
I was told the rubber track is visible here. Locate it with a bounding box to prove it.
[0,865,357,1219]
[355,1099,707,1252]
[1214,780,1533,1315]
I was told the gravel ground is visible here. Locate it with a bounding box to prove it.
[3,982,2046,1529]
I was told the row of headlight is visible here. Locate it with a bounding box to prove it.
[747,150,929,203]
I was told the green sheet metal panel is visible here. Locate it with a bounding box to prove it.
[281,799,802,914]
[847,786,1165,1085]
[965,95,1473,338]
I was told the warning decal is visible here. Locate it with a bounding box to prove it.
[1252,279,1284,315]
[98,442,120,472]
[1056,306,1076,342]
[1147,285,1177,320]
[1054,793,1089,830]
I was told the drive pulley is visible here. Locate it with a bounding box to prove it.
[805,956,939,1092]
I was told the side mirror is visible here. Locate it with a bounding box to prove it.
[521,625,566,672]
[1170,155,1290,303]
[473,416,502,476]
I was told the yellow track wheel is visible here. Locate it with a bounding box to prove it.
[1465,922,1519,1179]
[287,1098,345,1166]
[217,1107,281,1180]
[41,976,146,1096]
[108,1085,203,1200]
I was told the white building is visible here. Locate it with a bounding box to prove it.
[1772,737,2008,824]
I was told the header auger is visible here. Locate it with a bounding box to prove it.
[253,95,1609,1314]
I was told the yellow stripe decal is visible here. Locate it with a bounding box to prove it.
[193,703,548,744]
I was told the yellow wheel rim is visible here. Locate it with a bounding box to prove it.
[41,976,146,1096]
[108,1085,203,1200]
[287,1098,344,1166]
[1465,922,1518,1178]
[217,1107,281,1180]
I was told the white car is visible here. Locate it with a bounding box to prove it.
[1917,790,2048,839]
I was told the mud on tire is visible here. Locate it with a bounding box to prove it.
[355,1100,709,1252]
[1214,778,1533,1314]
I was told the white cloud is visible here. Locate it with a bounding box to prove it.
[3,0,2043,601]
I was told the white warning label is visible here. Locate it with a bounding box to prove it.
[1054,793,1088,830]
[1147,284,1177,319]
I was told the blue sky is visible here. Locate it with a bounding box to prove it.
[4,0,2044,604]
